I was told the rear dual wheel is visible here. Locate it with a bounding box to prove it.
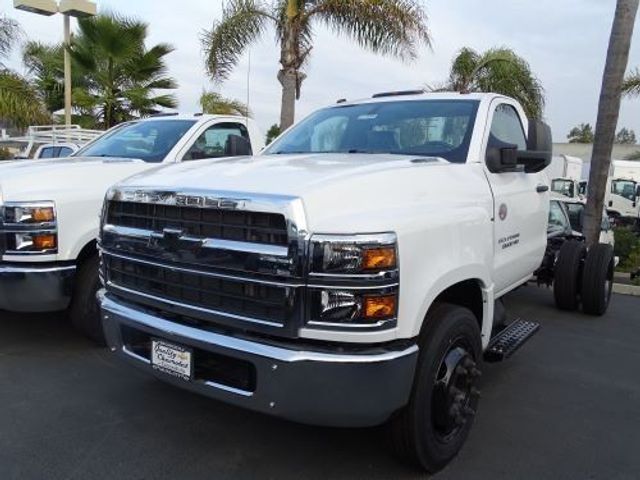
[553,241,614,316]
[581,244,614,316]
[390,304,482,473]
[553,241,586,311]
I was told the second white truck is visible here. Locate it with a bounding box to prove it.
[0,114,263,341]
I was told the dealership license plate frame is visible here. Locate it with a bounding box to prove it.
[151,338,194,381]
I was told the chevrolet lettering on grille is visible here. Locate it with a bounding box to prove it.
[118,190,247,210]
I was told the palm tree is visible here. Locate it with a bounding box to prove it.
[68,14,178,128]
[0,15,22,66]
[0,16,49,127]
[0,70,50,127]
[203,0,430,130]
[567,123,595,143]
[200,90,250,117]
[23,41,67,114]
[623,67,640,96]
[584,0,639,246]
[438,47,545,119]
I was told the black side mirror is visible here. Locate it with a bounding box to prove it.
[486,143,518,173]
[516,120,553,173]
[225,135,252,157]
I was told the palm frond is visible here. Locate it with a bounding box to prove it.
[200,90,251,117]
[623,68,640,97]
[202,0,273,83]
[309,0,431,61]
[0,70,49,127]
[443,47,545,119]
[0,16,22,62]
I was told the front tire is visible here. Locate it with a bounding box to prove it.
[390,303,482,473]
[69,254,105,344]
[581,244,614,316]
[553,240,586,311]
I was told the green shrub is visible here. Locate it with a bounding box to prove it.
[613,226,638,265]
[0,147,13,160]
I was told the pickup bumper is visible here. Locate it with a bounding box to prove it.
[100,292,419,427]
[0,262,75,312]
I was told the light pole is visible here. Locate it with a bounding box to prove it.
[14,0,97,127]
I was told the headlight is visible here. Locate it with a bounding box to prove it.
[0,201,57,254]
[310,233,397,274]
[307,233,399,329]
[4,202,56,225]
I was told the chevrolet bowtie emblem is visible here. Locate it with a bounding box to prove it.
[149,228,186,253]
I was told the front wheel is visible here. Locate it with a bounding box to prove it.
[390,303,482,473]
[69,254,105,344]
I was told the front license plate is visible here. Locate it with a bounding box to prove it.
[151,339,193,381]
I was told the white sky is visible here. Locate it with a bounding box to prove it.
[2,0,640,141]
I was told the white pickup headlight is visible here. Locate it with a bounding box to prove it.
[1,201,58,254]
[4,202,56,224]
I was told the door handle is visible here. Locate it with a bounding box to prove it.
[536,184,549,193]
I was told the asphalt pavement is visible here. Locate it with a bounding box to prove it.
[1,286,639,480]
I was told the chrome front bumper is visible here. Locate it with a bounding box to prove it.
[100,291,419,427]
[0,263,76,312]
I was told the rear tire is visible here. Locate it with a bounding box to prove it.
[581,244,614,316]
[390,303,482,473]
[553,240,586,311]
[69,254,105,344]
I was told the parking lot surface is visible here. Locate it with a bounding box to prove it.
[1,286,639,480]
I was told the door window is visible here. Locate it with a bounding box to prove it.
[489,104,527,150]
[38,147,56,158]
[548,200,571,236]
[57,147,74,157]
[183,122,251,160]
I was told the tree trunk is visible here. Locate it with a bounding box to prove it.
[584,0,639,246]
[278,68,297,130]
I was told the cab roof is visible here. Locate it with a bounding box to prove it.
[335,91,513,108]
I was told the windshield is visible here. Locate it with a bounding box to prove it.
[611,179,638,201]
[75,119,196,162]
[551,179,575,197]
[265,100,480,163]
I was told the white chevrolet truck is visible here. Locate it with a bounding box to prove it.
[0,114,263,341]
[97,92,615,472]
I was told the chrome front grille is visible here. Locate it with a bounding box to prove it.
[107,201,288,246]
[105,255,292,327]
[100,188,308,337]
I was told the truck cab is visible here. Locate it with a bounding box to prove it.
[97,92,562,472]
[605,160,640,225]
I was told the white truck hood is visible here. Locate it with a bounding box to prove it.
[118,153,464,232]
[0,156,153,200]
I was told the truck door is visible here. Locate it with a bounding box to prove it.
[483,102,549,294]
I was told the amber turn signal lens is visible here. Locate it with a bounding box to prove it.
[33,234,57,250]
[363,294,397,320]
[32,207,55,222]
[362,247,396,270]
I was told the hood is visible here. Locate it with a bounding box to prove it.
[121,153,446,196]
[117,153,471,232]
[0,156,154,201]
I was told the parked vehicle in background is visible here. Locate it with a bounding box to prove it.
[0,124,103,159]
[547,154,583,199]
[33,143,79,159]
[0,115,263,343]
[551,194,615,247]
[605,160,640,225]
[97,92,615,473]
